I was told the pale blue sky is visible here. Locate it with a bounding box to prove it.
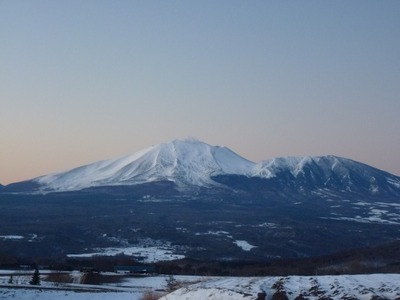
[1,0,400,184]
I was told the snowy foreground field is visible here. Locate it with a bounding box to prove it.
[160,274,400,300]
[1,272,400,299]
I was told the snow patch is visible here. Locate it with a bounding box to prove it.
[233,240,256,251]
[67,239,185,263]
[0,235,24,240]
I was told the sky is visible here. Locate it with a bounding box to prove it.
[1,0,400,184]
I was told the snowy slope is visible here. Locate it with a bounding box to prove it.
[255,155,385,180]
[34,138,256,191]
[254,155,400,194]
[161,274,400,300]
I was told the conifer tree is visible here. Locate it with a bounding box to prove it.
[29,268,40,285]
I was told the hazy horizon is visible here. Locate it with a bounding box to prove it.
[1,1,400,184]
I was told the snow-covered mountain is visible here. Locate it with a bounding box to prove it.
[4,138,400,195]
[2,138,400,263]
[33,138,256,192]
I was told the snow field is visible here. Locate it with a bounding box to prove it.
[161,274,400,300]
[1,273,400,299]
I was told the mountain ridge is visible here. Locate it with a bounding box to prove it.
[3,138,400,196]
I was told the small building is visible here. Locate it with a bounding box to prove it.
[80,267,100,273]
[114,265,156,275]
[19,265,32,270]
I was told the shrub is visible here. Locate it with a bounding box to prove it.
[166,275,181,292]
[140,291,165,300]
[44,272,72,284]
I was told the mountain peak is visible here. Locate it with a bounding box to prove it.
[33,138,255,192]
